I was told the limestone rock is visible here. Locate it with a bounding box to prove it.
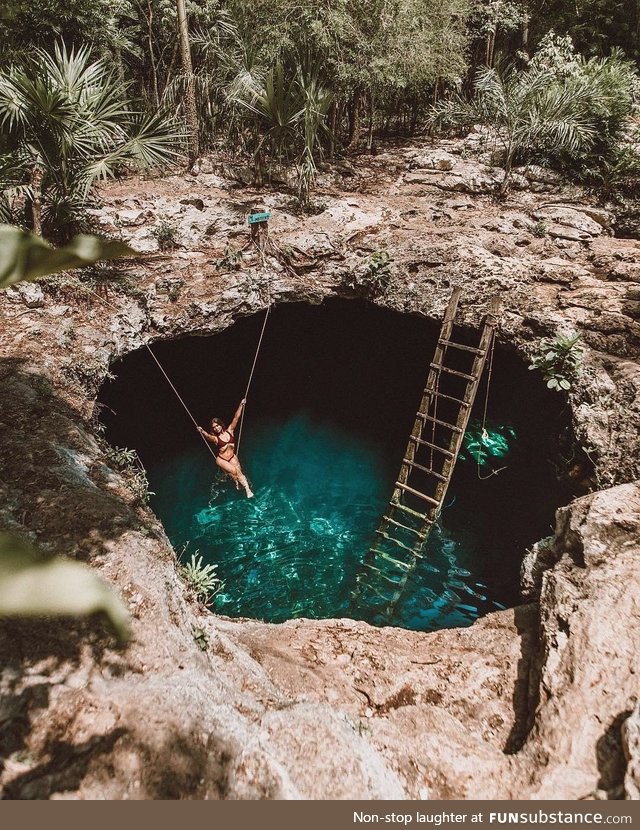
[1,137,640,802]
[532,206,606,240]
[13,282,45,308]
[408,149,457,171]
[519,482,640,799]
[515,165,561,186]
[117,208,154,226]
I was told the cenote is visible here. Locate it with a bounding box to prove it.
[99,299,572,632]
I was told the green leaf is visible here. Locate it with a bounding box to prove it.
[0,224,134,288]
[0,532,130,642]
[559,378,571,390]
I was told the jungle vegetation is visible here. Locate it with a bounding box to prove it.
[0,0,638,232]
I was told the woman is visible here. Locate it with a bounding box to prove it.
[197,399,254,498]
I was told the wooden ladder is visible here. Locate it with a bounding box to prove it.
[353,289,500,622]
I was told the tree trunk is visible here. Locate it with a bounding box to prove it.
[366,91,374,153]
[147,0,160,108]
[30,164,44,236]
[328,102,337,158]
[486,30,496,67]
[176,0,199,166]
[347,90,362,150]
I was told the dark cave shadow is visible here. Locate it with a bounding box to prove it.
[503,603,540,755]
[596,709,633,799]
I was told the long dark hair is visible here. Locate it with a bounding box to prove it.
[211,417,226,430]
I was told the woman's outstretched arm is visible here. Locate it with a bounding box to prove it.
[229,399,246,432]
[197,426,217,444]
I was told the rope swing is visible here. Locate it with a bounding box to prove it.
[82,210,275,466]
[235,216,272,453]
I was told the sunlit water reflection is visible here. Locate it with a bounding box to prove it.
[149,411,505,631]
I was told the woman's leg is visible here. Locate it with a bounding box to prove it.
[216,456,253,498]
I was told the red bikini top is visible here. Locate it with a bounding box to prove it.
[216,431,235,452]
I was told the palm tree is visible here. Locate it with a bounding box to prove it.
[427,63,601,194]
[0,42,181,239]
[232,62,332,202]
[176,0,199,165]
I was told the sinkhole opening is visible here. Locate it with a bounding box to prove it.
[99,299,574,632]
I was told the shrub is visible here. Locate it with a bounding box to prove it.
[151,220,179,251]
[365,250,393,292]
[180,553,224,604]
[427,35,639,193]
[529,332,583,392]
[104,445,154,504]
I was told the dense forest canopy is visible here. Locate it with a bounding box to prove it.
[0,0,638,234]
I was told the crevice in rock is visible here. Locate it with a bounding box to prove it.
[596,709,634,799]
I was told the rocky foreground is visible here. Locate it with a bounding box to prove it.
[0,137,639,799]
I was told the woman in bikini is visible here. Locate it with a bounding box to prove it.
[197,399,254,498]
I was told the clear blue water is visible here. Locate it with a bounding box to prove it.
[100,300,569,632]
[148,411,508,630]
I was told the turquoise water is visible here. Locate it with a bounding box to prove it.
[149,411,506,630]
[101,300,568,632]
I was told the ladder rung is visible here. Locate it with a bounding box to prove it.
[383,515,428,538]
[431,391,471,407]
[409,436,455,458]
[438,339,485,355]
[430,363,477,382]
[401,458,447,481]
[394,482,440,506]
[392,502,436,522]
[369,550,413,570]
[363,569,407,587]
[416,414,463,433]
[374,530,419,553]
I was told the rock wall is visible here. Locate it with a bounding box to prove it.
[1,138,639,799]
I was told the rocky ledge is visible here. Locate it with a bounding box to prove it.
[0,138,638,799]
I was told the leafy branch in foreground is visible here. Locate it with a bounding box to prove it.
[0,533,130,643]
[0,223,133,288]
[0,224,134,641]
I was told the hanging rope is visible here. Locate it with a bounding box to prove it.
[75,220,274,463]
[79,282,220,462]
[476,330,507,480]
[235,222,273,453]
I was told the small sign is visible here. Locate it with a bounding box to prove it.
[248,211,271,225]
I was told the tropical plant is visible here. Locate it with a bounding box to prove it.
[529,332,583,391]
[180,552,224,604]
[428,36,639,193]
[104,444,154,504]
[232,62,332,204]
[297,70,333,207]
[428,62,599,192]
[0,42,182,239]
